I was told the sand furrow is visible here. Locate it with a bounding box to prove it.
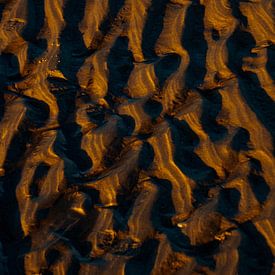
[0,0,274,274]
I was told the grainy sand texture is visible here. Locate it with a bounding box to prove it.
[0,0,275,274]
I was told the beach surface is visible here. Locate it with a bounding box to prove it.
[0,0,275,274]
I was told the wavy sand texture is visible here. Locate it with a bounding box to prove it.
[0,0,275,274]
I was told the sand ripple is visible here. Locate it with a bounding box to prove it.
[0,0,274,274]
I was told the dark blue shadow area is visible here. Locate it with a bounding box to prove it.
[125,239,159,275]
[231,127,251,152]
[52,0,94,173]
[141,0,170,59]
[227,28,256,74]
[248,158,270,204]
[28,163,50,198]
[0,91,4,122]
[169,117,218,183]
[199,90,228,142]
[22,0,45,41]
[238,222,273,275]
[151,177,176,229]
[138,141,154,171]
[0,53,21,82]
[99,0,125,35]
[87,0,125,52]
[151,177,217,270]
[217,188,240,218]
[182,0,207,88]
[154,54,181,89]
[266,45,275,81]
[107,36,134,99]
[0,2,6,22]
[237,73,275,148]
[228,0,248,27]
[143,98,163,122]
[227,27,275,154]
[22,0,47,63]
[25,98,50,128]
[57,0,87,82]
[0,169,31,275]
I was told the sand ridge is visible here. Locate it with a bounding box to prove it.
[0,0,274,274]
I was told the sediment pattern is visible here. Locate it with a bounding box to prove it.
[0,0,275,274]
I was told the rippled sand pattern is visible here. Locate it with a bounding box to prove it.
[0,0,275,274]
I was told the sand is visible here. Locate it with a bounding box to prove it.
[0,0,275,274]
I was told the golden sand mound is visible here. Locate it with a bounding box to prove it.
[0,0,274,274]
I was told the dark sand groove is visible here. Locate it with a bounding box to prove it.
[0,0,274,274]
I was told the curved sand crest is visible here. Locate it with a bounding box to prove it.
[0,0,275,274]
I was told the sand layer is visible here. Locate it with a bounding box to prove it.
[0,0,275,274]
